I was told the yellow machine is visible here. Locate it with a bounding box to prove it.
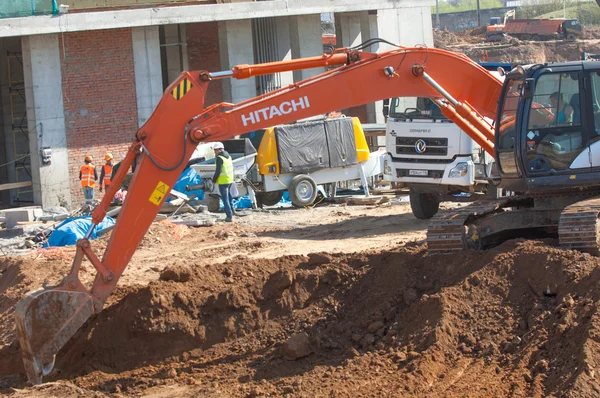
[249,116,382,207]
[256,117,370,174]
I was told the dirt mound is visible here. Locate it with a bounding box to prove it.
[433,27,486,48]
[583,27,600,40]
[3,239,600,396]
[448,40,600,64]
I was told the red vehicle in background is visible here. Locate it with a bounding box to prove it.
[322,34,336,54]
[487,13,582,42]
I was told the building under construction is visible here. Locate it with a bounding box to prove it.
[0,0,433,209]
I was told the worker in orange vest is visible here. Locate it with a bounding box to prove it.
[79,155,98,205]
[99,153,114,193]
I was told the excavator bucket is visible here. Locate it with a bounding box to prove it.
[15,288,94,384]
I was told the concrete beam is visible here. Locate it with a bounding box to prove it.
[22,34,71,209]
[0,0,435,38]
[132,26,163,127]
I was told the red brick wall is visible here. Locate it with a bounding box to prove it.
[186,22,223,107]
[60,28,138,206]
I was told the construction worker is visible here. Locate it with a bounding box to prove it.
[211,142,235,222]
[99,153,114,193]
[79,155,98,205]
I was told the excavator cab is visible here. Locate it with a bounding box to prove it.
[495,62,600,193]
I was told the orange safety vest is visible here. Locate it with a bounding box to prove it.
[80,164,95,188]
[103,163,113,186]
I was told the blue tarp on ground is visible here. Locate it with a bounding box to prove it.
[168,167,205,202]
[219,196,253,210]
[220,191,292,210]
[44,216,115,247]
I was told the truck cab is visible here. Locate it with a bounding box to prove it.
[382,97,495,219]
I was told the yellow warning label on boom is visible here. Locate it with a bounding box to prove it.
[149,181,169,206]
[171,78,192,100]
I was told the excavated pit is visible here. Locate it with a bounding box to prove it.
[2,239,600,396]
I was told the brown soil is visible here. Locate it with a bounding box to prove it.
[2,202,600,397]
[434,27,600,64]
[433,27,487,48]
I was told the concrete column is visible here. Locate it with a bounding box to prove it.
[362,7,434,125]
[289,14,323,81]
[132,26,163,127]
[218,19,256,103]
[22,34,70,209]
[335,11,364,48]
[275,16,293,88]
[333,11,370,123]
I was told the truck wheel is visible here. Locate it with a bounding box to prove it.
[409,189,440,220]
[521,34,531,41]
[288,175,318,207]
[567,33,576,41]
[208,194,221,213]
[530,34,539,41]
[256,191,283,207]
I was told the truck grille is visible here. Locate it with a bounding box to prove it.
[395,137,448,156]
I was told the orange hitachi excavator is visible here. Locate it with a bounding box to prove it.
[15,39,600,384]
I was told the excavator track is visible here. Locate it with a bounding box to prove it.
[558,197,600,253]
[427,198,511,252]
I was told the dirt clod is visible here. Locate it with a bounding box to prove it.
[403,288,418,305]
[367,321,384,333]
[307,253,331,266]
[159,264,192,282]
[282,333,312,360]
[263,269,294,298]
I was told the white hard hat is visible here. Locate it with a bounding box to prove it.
[213,142,224,150]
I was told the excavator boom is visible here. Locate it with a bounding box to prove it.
[15,43,502,384]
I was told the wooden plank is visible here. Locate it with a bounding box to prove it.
[0,181,32,191]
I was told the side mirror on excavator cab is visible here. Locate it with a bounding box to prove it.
[383,98,390,119]
[522,78,535,100]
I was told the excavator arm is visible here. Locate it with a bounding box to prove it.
[15,43,503,384]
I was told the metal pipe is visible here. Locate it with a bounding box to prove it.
[433,99,494,156]
[421,71,459,106]
[209,70,235,79]
[84,224,95,240]
[213,52,349,80]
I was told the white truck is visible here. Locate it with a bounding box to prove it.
[381,96,496,219]
[381,63,508,219]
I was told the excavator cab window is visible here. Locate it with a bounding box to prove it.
[590,72,600,136]
[496,78,521,175]
[525,71,586,173]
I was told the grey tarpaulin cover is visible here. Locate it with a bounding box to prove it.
[275,117,358,174]
[325,118,358,168]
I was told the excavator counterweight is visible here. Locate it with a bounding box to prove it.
[14,43,503,384]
